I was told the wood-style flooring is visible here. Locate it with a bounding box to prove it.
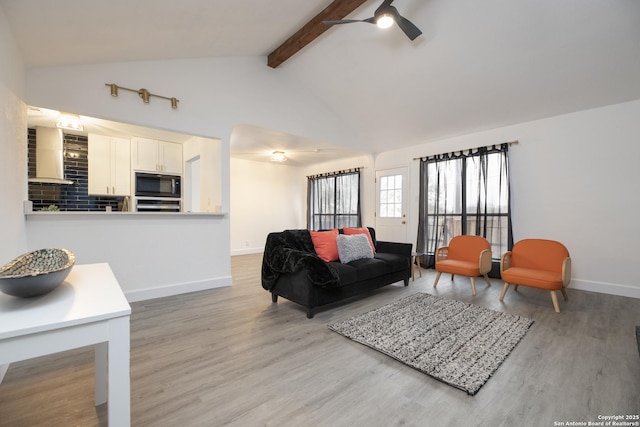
[1,254,639,426]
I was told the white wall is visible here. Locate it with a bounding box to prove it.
[183,135,222,212]
[0,5,27,265]
[375,99,640,298]
[230,158,306,255]
[24,57,362,154]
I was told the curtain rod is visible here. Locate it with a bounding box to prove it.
[307,166,364,179]
[412,140,518,161]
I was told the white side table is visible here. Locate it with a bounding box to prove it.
[0,263,131,426]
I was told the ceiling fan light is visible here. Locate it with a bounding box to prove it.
[376,13,394,29]
[271,151,286,162]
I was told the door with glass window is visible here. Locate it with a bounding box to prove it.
[375,168,408,243]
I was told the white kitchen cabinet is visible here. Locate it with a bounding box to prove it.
[161,141,183,174]
[132,137,182,174]
[88,134,131,196]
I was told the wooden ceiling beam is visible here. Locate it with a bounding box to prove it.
[267,0,369,68]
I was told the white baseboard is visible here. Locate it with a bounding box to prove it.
[569,279,640,299]
[231,247,264,256]
[125,276,232,303]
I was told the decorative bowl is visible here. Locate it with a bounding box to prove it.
[0,248,76,298]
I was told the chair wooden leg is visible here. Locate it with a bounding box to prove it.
[514,285,519,291]
[451,274,455,280]
[470,277,476,296]
[483,274,491,287]
[550,291,560,313]
[499,282,510,301]
[560,286,568,301]
[433,271,442,288]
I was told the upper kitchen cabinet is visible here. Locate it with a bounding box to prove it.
[132,137,183,174]
[88,134,131,196]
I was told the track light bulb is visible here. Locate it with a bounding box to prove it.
[138,88,150,103]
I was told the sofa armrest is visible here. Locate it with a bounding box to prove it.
[562,257,571,286]
[376,241,412,258]
[479,249,492,274]
[435,246,449,263]
[500,251,512,276]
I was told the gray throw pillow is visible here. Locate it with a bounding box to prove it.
[337,234,374,264]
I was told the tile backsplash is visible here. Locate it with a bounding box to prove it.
[28,128,124,211]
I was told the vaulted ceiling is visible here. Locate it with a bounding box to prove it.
[3,0,640,160]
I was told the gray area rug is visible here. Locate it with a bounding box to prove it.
[328,293,534,395]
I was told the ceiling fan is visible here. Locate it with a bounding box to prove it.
[323,0,422,41]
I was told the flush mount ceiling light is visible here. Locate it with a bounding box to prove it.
[271,151,287,162]
[55,113,83,131]
[105,83,179,109]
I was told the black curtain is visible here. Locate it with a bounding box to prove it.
[307,169,361,230]
[416,143,513,277]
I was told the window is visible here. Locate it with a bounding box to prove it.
[417,144,512,275]
[379,174,403,218]
[307,169,361,230]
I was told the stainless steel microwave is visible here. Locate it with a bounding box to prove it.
[135,172,181,198]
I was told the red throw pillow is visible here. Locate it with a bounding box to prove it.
[310,229,339,262]
[343,227,376,253]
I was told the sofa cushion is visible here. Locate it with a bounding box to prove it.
[436,259,479,277]
[327,257,391,286]
[327,262,359,285]
[374,252,409,273]
[501,267,563,290]
[348,257,388,281]
[337,234,374,264]
[310,229,339,262]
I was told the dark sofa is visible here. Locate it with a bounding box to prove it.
[261,227,412,318]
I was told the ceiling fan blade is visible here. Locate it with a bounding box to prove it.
[396,15,422,40]
[324,19,373,26]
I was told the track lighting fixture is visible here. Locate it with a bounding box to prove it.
[105,83,179,109]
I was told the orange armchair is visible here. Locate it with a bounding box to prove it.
[433,235,492,296]
[499,239,571,313]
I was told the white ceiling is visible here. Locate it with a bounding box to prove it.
[4,0,640,163]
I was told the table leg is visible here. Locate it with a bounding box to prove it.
[95,342,108,405]
[108,316,131,427]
